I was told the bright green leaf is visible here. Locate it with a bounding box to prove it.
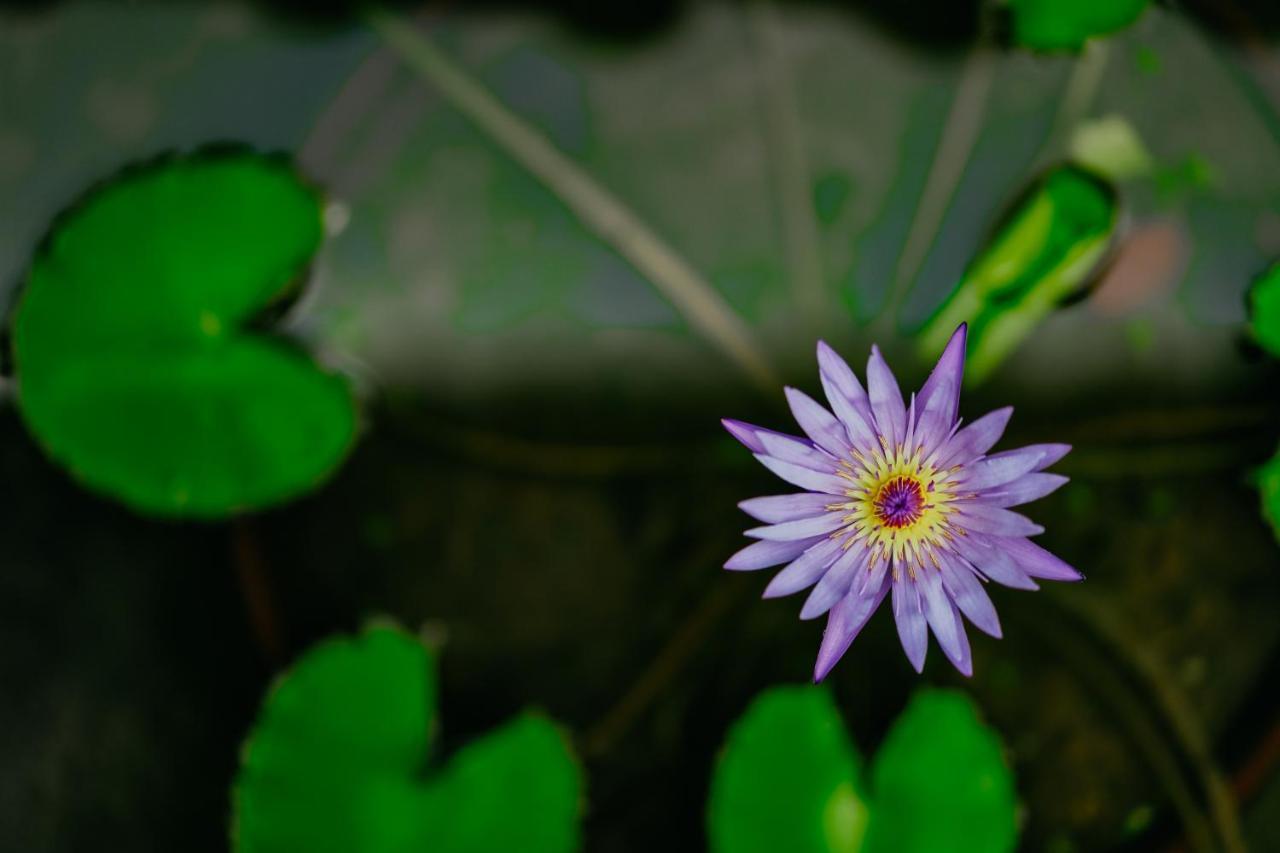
[11,149,357,517]
[1248,262,1280,358]
[1256,443,1280,543]
[918,165,1118,384]
[421,713,583,853]
[233,624,583,853]
[862,690,1018,853]
[1008,0,1150,52]
[708,685,870,853]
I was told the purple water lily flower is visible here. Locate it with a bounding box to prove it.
[723,325,1080,680]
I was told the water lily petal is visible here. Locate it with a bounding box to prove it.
[918,567,972,676]
[985,442,1071,471]
[756,430,835,472]
[892,578,929,673]
[867,345,907,447]
[980,473,1069,508]
[934,407,1012,467]
[763,537,845,598]
[917,323,967,428]
[738,493,836,523]
[754,454,848,495]
[725,535,826,571]
[813,567,890,682]
[951,535,1039,590]
[747,512,846,542]
[954,504,1044,537]
[1000,536,1083,581]
[817,340,877,449]
[799,543,867,620]
[938,551,1002,638]
[722,418,769,453]
[961,450,1046,491]
[785,387,852,458]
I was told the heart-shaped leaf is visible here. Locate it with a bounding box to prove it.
[708,686,870,853]
[709,687,1015,853]
[233,624,583,853]
[1007,0,1151,52]
[1248,262,1280,358]
[9,148,357,517]
[917,165,1118,383]
[862,690,1018,853]
[418,713,584,852]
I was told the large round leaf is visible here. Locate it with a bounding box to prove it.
[862,690,1018,853]
[419,713,584,853]
[709,688,1017,853]
[233,624,583,853]
[708,686,870,853]
[10,149,356,517]
[1008,0,1150,52]
[1248,262,1280,359]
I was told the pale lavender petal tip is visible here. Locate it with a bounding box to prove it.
[918,322,967,425]
[721,418,765,453]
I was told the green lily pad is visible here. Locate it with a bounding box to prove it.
[709,688,1016,853]
[233,624,583,853]
[862,690,1018,853]
[1008,0,1150,52]
[9,148,356,517]
[1255,444,1280,543]
[1248,262,1280,358]
[918,165,1118,383]
[418,713,584,852]
[708,686,869,853]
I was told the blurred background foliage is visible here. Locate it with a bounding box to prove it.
[1,0,1280,851]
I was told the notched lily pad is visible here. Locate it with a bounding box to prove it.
[862,690,1017,853]
[708,685,869,853]
[1247,262,1280,359]
[9,147,357,517]
[919,165,1118,383]
[1006,0,1150,52]
[233,623,583,853]
[709,687,1016,853]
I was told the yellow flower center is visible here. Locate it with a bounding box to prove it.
[826,439,961,578]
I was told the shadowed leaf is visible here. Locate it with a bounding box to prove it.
[234,624,583,853]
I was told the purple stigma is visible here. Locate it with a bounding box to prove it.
[873,476,925,529]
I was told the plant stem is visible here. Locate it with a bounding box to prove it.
[747,0,826,329]
[883,46,995,328]
[233,518,285,665]
[368,8,780,393]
